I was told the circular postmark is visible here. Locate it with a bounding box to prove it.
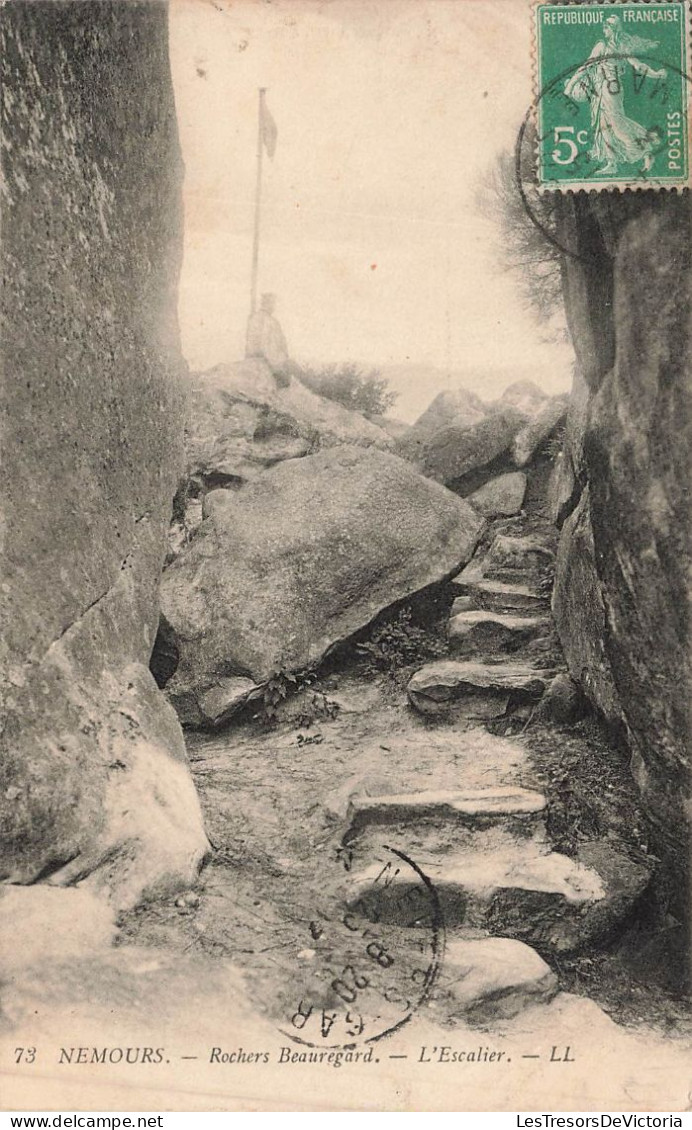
[280,842,445,1049]
[516,48,692,261]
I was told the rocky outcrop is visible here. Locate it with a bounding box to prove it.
[187,359,391,483]
[395,388,487,464]
[186,375,313,489]
[494,379,549,418]
[400,409,526,486]
[0,1,208,908]
[554,192,691,882]
[160,446,485,727]
[484,533,554,579]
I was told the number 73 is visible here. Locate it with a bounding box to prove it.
[552,126,589,165]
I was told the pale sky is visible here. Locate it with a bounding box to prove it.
[169,0,574,420]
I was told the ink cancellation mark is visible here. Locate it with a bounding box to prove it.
[534,1,690,191]
[281,844,445,1050]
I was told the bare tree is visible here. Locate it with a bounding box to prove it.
[479,143,567,341]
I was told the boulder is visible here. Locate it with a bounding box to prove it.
[347,836,650,957]
[440,938,558,1024]
[412,388,488,433]
[484,841,653,956]
[465,471,527,518]
[185,377,314,489]
[347,786,547,832]
[190,359,392,474]
[537,672,586,725]
[495,379,549,418]
[512,394,569,467]
[172,674,261,730]
[345,843,608,950]
[552,490,621,727]
[402,410,525,485]
[160,447,484,724]
[1,2,208,907]
[395,389,487,463]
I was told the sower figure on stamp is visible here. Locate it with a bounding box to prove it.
[564,14,666,175]
[245,292,293,389]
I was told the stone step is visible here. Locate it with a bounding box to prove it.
[437,937,558,1024]
[452,558,549,596]
[348,786,546,827]
[452,533,555,591]
[344,839,651,956]
[343,787,548,857]
[449,610,550,656]
[407,659,551,718]
[484,534,556,579]
[463,578,550,614]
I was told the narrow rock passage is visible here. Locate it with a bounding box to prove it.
[123,505,662,1043]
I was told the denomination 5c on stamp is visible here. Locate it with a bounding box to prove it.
[535,1,690,190]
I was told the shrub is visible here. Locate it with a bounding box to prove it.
[356,607,447,676]
[255,669,340,728]
[295,362,397,419]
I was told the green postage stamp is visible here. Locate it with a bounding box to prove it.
[535,1,690,189]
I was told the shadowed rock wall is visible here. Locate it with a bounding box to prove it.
[553,192,691,892]
[0,0,208,908]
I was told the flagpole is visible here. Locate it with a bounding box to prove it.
[250,87,266,316]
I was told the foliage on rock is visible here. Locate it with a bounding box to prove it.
[295,362,398,420]
[356,606,447,677]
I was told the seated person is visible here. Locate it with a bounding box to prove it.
[245,292,292,388]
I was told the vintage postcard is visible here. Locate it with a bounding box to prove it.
[1,0,690,1115]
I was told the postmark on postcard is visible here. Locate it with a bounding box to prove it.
[281,843,445,1050]
[534,1,690,190]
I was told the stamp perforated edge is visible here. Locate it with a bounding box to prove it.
[530,0,692,193]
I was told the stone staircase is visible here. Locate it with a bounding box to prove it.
[408,521,558,725]
[334,518,652,1025]
[340,784,610,954]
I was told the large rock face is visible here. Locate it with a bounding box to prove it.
[160,447,485,726]
[554,193,691,882]
[552,491,620,728]
[0,2,208,907]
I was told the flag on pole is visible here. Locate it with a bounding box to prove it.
[260,97,278,159]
